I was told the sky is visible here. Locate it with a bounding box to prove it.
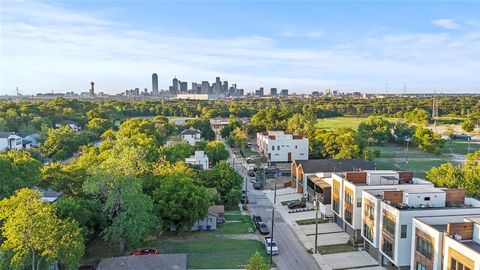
[0,0,479,95]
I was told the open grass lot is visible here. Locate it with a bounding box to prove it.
[217,212,256,234]
[316,117,365,130]
[155,233,266,269]
[442,140,480,155]
[369,144,460,179]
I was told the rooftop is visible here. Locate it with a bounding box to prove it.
[181,128,202,135]
[295,159,375,174]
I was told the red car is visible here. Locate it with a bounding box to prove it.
[133,248,159,256]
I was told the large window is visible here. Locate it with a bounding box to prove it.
[416,236,432,259]
[382,239,394,259]
[345,209,352,224]
[363,223,373,242]
[333,200,339,213]
[345,191,353,204]
[383,214,396,235]
[364,203,375,220]
[450,258,471,270]
[416,263,427,270]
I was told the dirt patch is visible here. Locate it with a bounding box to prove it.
[265,176,291,190]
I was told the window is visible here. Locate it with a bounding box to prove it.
[272,146,275,151]
[363,223,373,242]
[424,197,431,201]
[345,210,352,224]
[416,263,427,270]
[333,200,339,213]
[345,191,353,204]
[364,203,375,220]
[401,225,407,238]
[295,145,298,149]
[382,239,394,259]
[416,236,432,259]
[277,146,280,150]
[383,214,396,235]
[357,198,362,208]
[450,258,469,270]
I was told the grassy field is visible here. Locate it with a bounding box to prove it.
[84,211,266,269]
[156,233,266,269]
[217,213,256,234]
[316,117,365,130]
[442,140,480,155]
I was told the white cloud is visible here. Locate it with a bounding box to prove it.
[0,2,479,94]
[280,30,324,38]
[431,19,460,30]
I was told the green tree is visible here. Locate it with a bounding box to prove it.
[426,163,462,189]
[86,117,115,135]
[153,176,210,232]
[0,188,84,270]
[358,116,392,145]
[186,118,215,140]
[0,150,42,199]
[461,119,475,132]
[413,127,444,155]
[84,172,157,254]
[246,251,269,270]
[205,141,230,165]
[230,127,248,153]
[404,108,430,125]
[56,197,102,242]
[160,141,195,163]
[197,161,242,204]
[315,128,364,159]
[40,126,90,160]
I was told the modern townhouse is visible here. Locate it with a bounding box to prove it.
[364,187,480,269]
[256,131,308,162]
[412,215,480,270]
[329,170,434,244]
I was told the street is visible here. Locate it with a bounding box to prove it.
[227,145,320,270]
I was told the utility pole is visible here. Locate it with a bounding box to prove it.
[270,175,277,265]
[314,192,319,253]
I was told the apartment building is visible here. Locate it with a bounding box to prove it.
[256,131,308,162]
[329,170,434,244]
[290,159,375,201]
[412,215,480,270]
[363,187,480,269]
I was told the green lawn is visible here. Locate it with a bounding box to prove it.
[155,233,267,269]
[442,140,480,155]
[316,117,365,130]
[217,213,255,234]
[241,147,259,158]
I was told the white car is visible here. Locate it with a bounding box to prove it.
[264,237,279,255]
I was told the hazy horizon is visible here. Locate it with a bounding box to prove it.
[1,1,479,95]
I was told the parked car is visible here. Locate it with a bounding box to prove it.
[287,197,307,209]
[241,195,249,204]
[253,181,263,190]
[133,248,159,256]
[252,215,263,228]
[264,237,279,255]
[257,222,270,235]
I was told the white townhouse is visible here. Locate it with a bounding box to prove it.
[364,187,480,269]
[412,215,480,270]
[256,131,308,162]
[180,128,202,146]
[0,132,23,152]
[185,151,209,170]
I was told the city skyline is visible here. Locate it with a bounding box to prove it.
[1,1,480,95]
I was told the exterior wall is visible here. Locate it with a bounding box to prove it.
[380,202,480,268]
[185,151,209,170]
[191,214,218,231]
[256,131,308,162]
[410,223,442,270]
[0,139,8,152]
[443,239,479,270]
[181,134,202,146]
[403,191,445,208]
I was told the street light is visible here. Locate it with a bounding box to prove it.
[404,136,411,166]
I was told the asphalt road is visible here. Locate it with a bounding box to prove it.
[227,147,320,270]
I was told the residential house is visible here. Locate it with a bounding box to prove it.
[180,128,202,146]
[0,132,23,152]
[54,120,81,131]
[191,205,225,231]
[33,187,63,202]
[256,131,308,162]
[185,151,209,170]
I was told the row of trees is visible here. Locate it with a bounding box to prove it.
[0,116,242,269]
[2,96,479,135]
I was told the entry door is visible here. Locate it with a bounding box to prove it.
[288,152,291,162]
